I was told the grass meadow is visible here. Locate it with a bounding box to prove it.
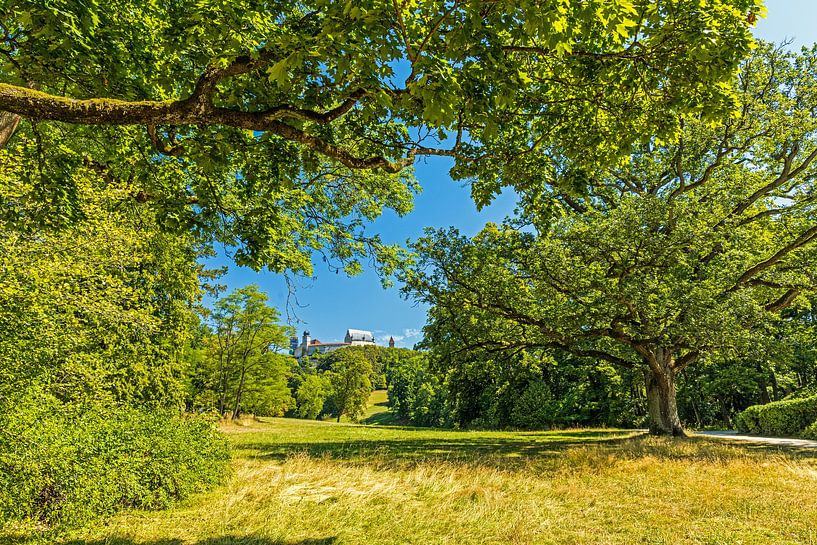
[341,390,401,426]
[5,393,817,545]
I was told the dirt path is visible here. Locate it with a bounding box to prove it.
[696,430,817,449]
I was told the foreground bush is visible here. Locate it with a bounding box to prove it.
[736,396,817,437]
[0,397,230,529]
[802,420,817,441]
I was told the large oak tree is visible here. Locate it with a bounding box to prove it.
[0,0,762,274]
[404,44,817,436]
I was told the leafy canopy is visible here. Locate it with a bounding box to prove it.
[0,147,201,409]
[404,43,817,386]
[191,284,294,417]
[0,0,763,275]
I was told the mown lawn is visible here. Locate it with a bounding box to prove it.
[8,418,817,545]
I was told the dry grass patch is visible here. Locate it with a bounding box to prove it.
[7,418,817,545]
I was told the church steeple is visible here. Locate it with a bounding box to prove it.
[388,336,395,348]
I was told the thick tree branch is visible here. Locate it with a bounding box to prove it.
[729,145,813,218]
[764,287,801,312]
[729,224,817,290]
[0,82,420,172]
[673,350,700,372]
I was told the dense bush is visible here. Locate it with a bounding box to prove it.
[736,405,761,434]
[294,374,330,420]
[736,396,817,437]
[0,396,230,529]
[510,381,556,429]
[803,420,817,441]
[386,353,450,427]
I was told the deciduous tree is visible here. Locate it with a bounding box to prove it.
[404,44,817,436]
[325,350,373,422]
[295,374,331,420]
[0,1,763,275]
[204,285,293,418]
[0,153,200,409]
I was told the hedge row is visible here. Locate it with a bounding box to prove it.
[736,395,817,437]
[803,420,817,441]
[0,397,230,529]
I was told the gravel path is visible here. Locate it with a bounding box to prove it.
[696,430,817,449]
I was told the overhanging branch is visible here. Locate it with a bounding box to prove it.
[0,82,421,173]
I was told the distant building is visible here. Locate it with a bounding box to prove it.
[292,329,375,359]
[389,336,395,348]
[345,328,375,345]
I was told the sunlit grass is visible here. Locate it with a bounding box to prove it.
[338,390,399,426]
[7,418,817,545]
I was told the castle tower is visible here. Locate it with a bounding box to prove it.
[302,330,311,350]
[389,336,395,348]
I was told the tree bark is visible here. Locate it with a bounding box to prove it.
[0,111,21,147]
[231,364,247,420]
[0,83,414,172]
[644,349,685,436]
[770,370,781,401]
[0,82,40,147]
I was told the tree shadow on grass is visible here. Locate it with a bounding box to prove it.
[242,429,644,467]
[241,428,817,468]
[360,410,402,426]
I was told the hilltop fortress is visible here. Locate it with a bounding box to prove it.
[291,329,395,359]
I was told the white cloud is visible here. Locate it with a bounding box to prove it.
[375,327,423,348]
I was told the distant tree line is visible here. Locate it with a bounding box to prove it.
[186,287,404,423]
[189,284,817,432]
[383,321,817,431]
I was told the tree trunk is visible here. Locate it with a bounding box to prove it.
[755,361,771,404]
[0,83,38,148]
[231,365,247,420]
[770,370,781,401]
[218,366,228,415]
[0,111,21,148]
[645,350,685,436]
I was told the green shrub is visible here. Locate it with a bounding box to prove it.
[735,396,817,437]
[735,404,762,433]
[0,396,230,529]
[510,380,556,429]
[802,420,817,441]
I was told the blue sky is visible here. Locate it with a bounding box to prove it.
[204,0,815,348]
